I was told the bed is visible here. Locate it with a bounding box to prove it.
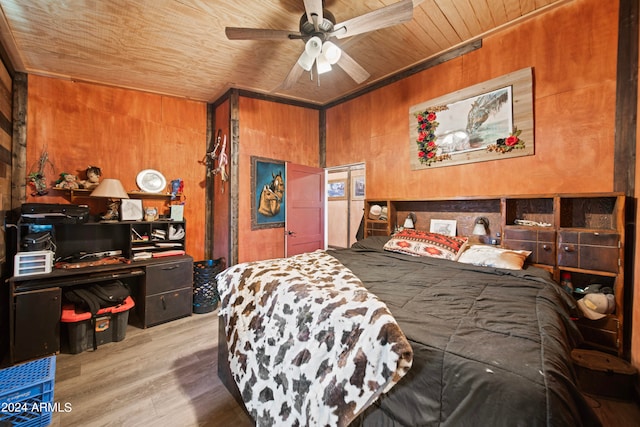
[216,234,601,427]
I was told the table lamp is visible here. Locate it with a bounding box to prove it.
[91,178,129,221]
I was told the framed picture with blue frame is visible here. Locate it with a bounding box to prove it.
[251,156,286,230]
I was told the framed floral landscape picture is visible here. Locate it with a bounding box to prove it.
[409,67,534,169]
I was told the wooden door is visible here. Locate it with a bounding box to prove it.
[285,163,325,257]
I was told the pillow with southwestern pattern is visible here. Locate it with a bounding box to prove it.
[383,229,468,260]
[457,245,532,270]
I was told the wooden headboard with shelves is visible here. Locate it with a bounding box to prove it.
[364,193,627,356]
[393,199,502,238]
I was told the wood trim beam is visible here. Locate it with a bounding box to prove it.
[204,103,215,260]
[237,89,322,111]
[229,89,240,266]
[614,0,639,361]
[10,72,26,210]
[614,0,638,196]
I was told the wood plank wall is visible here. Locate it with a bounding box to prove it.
[23,76,208,260]
[326,0,618,198]
[236,97,319,263]
[0,59,11,278]
[0,57,12,363]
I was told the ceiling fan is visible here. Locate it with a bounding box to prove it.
[225,0,414,89]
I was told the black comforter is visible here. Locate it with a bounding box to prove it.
[330,237,601,427]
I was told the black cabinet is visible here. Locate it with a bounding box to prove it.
[137,257,193,327]
[13,288,61,363]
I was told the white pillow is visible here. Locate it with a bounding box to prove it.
[457,245,531,270]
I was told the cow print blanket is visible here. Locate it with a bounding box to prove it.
[217,250,413,427]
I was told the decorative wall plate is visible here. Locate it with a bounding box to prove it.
[136,169,166,193]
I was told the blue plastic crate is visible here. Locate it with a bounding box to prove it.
[0,356,56,427]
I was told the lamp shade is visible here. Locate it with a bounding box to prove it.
[90,179,129,199]
[472,217,489,235]
[297,50,315,71]
[322,41,341,64]
[304,36,322,58]
[403,212,416,229]
[316,55,332,74]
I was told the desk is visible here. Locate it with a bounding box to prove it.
[7,255,193,365]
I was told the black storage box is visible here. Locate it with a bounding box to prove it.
[61,296,134,354]
[571,349,637,401]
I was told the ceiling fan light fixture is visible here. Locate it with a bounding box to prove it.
[316,55,332,74]
[297,51,315,71]
[304,36,322,58]
[321,41,341,65]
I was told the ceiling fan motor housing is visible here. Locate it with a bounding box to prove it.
[299,9,336,41]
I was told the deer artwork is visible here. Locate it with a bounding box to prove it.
[258,171,284,217]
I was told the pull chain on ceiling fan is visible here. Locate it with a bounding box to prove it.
[224,0,414,89]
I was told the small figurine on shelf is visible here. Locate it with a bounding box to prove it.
[170,178,184,200]
[78,165,102,190]
[144,207,158,222]
[55,172,80,189]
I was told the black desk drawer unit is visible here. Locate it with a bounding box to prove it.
[146,259,192,294]
[140,257,193,327]
[144,288,193,327]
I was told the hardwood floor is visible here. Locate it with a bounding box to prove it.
[50,310,640,427]
[51,310,253,427]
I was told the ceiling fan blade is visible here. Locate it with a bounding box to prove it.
[225,27,298,40]
[282,58,306,90]
[336,51,370,84]
[303,0,324,31]
[331,0,414,39]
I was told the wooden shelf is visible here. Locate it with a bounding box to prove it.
[55,188,174,202]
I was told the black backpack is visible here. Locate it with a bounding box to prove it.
[63,280,130,350]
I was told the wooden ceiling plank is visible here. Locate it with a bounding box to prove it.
[519,0,537,15]
[446,0,484,36]
[489,0,509,25]
[0,0,567,104]
[470,0,498,32]
[433,0,474,40]
[504,0,523,21]
[412,3,455,50]
[418,0,463,46]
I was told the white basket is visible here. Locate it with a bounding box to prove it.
[14,250,54,277]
